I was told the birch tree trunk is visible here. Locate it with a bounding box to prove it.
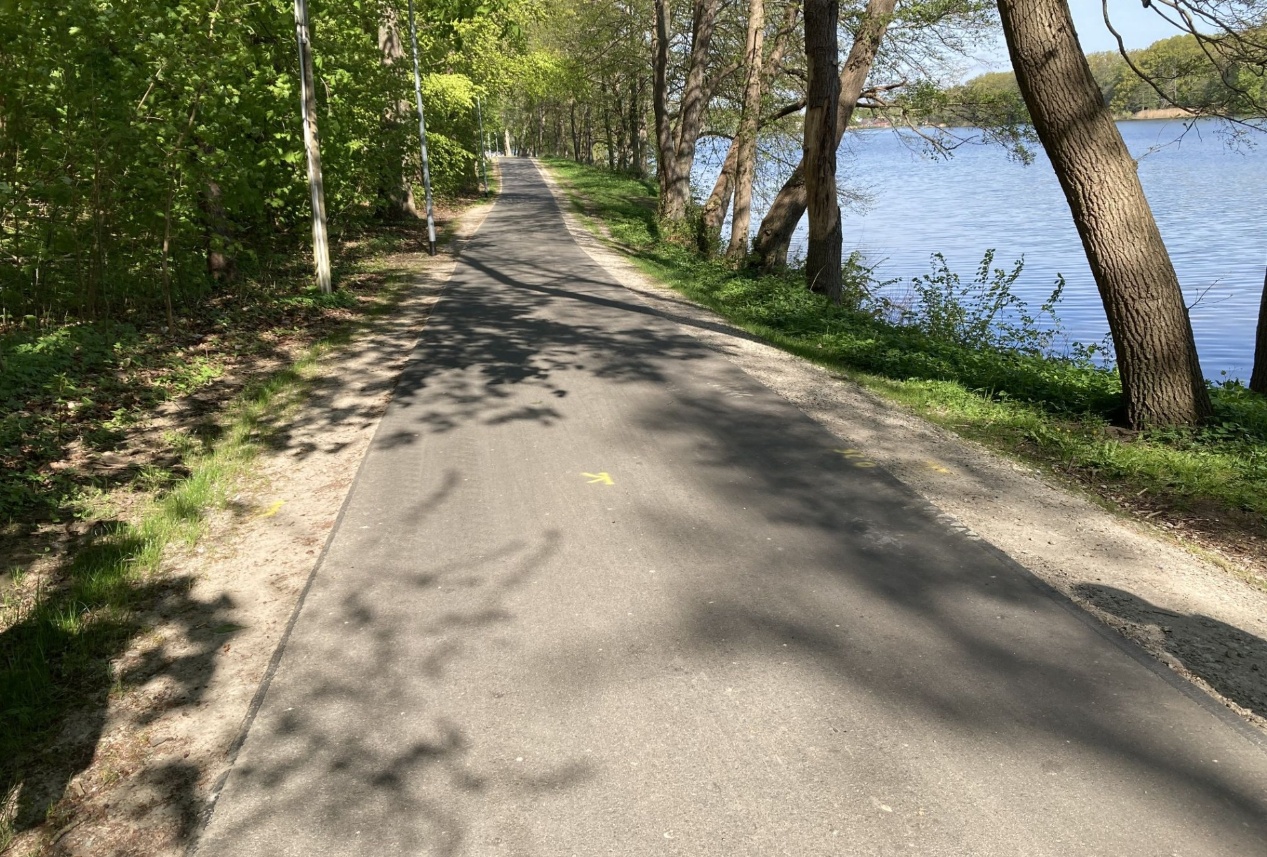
[727,0,766,258]
[998,0,1211,427]
[803,0,842,300]
[750,0,895,271]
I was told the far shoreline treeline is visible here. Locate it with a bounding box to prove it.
[895,31,1267,126]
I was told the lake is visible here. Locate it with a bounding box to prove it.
[701,119,1265,381]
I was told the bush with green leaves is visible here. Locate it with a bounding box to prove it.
[874,250,1066,357]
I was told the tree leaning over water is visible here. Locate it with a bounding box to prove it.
[996,0,1212,428]
[749,0,897,272]
[654,0,725,224]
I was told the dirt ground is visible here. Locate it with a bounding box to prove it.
[9,160,1267,854]
[538,162,1267,736]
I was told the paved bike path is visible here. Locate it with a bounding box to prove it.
[196,159,1267,856]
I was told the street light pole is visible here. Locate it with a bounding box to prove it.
[475,96,490,196]
[293,0,333,291]
[406,0,438,256]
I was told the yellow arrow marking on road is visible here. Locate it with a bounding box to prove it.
[833,449,877,469]
[582,472,614,486]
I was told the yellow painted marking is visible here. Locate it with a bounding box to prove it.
[581,472,614,486]
[255,500,285,519]
[923,460,951,474]
[833,448,877,469]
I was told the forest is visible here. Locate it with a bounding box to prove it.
[0,0,537,321]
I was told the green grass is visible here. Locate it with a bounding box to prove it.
[543,157,1267,531]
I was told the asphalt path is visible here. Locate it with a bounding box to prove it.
[196,159,1267,856]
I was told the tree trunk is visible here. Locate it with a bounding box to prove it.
[751,0,896,271]
[697,139,738,254]
[804,0,842,300]
[661,0,724,223]
[726,0,766,259]
[201,177,235,282]
[998,0,1211,427]
[294,0,332,293]
[375,9,419,220]
[584,105,594,163]
[1251,266,1267,394]
[633,79,648,177]
[608,78,622,171]
[652,0,675,202]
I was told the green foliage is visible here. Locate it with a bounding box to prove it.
[547,158,1267,532]
[0,0,532,322]
[879,250,1064,356]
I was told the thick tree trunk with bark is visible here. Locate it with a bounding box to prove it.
[630,78,647,177]
[751,0,895,271]
[998,0,1211,427]
[727,0,766,258]
[1251,267,1267,394]
[375,13,421,220]
[659,0,723,223]
[803,0,842,299]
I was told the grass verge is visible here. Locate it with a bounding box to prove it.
[542,157,1267,575]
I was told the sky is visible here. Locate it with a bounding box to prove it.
[969,0,1191,75]
[1068,0,1189,53]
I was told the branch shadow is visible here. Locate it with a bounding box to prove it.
[191,158,1267,854]
[1074,583,1267,719]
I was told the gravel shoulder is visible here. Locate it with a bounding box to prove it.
[536,159,1267,734]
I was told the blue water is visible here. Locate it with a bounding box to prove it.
[698,120,1266,381]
